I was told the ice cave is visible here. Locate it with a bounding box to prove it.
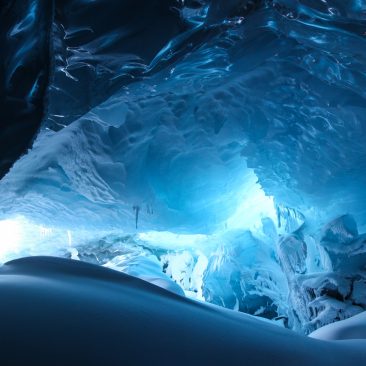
[1,0,366,365]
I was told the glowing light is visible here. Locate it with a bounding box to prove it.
[0,217,73,262]
[137,231,208,249]
[225,184,277,231]
[0,219,22,259]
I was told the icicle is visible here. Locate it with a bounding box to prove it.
[133,205,140,229]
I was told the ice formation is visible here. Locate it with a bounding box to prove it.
[1,0,366,337]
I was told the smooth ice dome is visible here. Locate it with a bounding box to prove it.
[1,0,366,352]
[309,311,366,341]
[1,256,366,366]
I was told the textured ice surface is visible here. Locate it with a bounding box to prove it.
[1,0,366,334]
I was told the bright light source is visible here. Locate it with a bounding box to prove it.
[0,219,22,260]
[0,217,56,262]
[137,231,208,249]
[225,183,277,231]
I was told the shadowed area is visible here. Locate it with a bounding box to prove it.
[0,0,52,178]
[0,256,366,365]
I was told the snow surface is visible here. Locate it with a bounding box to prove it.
[0,256,366,366]
[309,311,366,341]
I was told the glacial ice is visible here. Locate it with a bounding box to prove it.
[1,0,366,337]
[1,256,366,366]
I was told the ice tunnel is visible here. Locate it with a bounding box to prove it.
[1,1,366,364]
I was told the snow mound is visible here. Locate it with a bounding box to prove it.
[309,312,366,341]
[1,256,366,366]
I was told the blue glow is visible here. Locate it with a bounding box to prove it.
[1,0,366,335]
